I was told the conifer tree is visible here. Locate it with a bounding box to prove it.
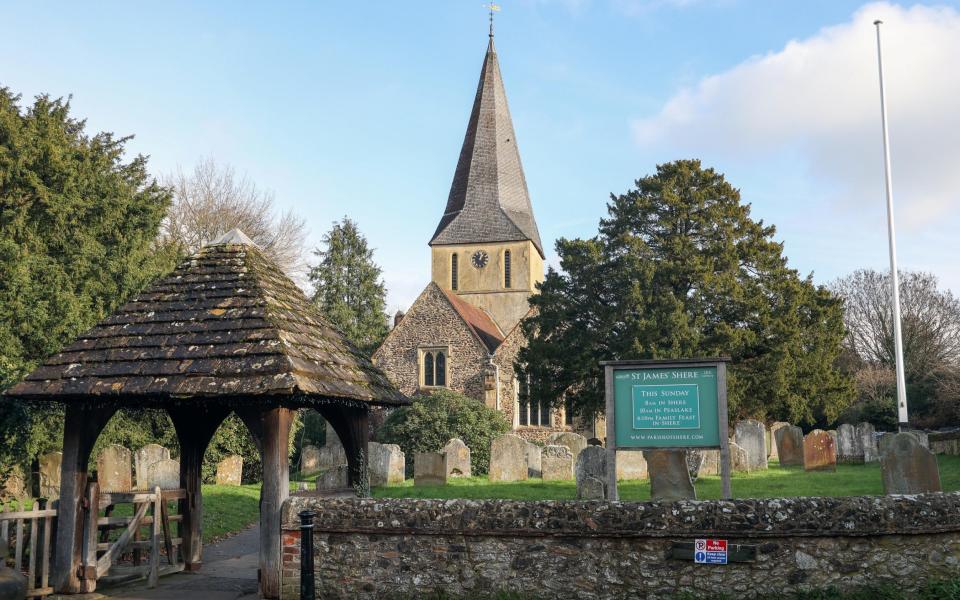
[309,218,388,354]
[519,160,853,426]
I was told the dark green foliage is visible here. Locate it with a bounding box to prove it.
[376,389,510,476]
[0,88,176,476]
[519,160,853,427]
[203,414,266,485]
[308,217,389,353]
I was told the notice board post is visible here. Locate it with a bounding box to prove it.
[603,358,732,501]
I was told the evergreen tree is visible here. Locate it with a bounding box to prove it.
[0,89,176,467]
[308,218,388,353]
[519,160,853,427]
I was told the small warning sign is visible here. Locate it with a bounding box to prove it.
[693,538,728,565]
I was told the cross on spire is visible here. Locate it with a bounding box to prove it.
[485,2,500,38]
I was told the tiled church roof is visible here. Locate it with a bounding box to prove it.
[6,231,408,407]
[441,288,504,354]
[430,38,544,258]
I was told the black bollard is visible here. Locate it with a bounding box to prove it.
[298,510,317,600]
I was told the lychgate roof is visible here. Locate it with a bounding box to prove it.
[6,232,408,407]
[430,38,544,258]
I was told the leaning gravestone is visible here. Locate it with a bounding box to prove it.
[135,444,171,488]
[443,438,472,478]
[541,445,574,481]
[881,432,941,494]
[734,419,767,471]
[316,465,349,491]
[368,442,405,486]
[300,445,321,475]
[215,455,243,486]
[695,449,721,477]
[836,423,864,464]
[489,434,528,482]
[768,422,790,461]
[728,442,750,472]
[97,445,133,492]
[546,432,587,464]
[803,430,836,472]
[858,422,879,463]
[526,443,542,478]
[39,452,63,498]
[616,450,648,480]
[414,452,447,487]
[645,449,696,501]
[575,446,610,500]
[775,424,804,467]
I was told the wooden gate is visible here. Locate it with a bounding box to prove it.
[0,499,56,597]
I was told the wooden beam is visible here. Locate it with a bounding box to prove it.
[323,406,371,494]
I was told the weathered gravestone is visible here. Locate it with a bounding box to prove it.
[836,423,864,464]
[881,433,942,494]
[694,449,721,477]
[775,424,804,466]
[300,445,321,475]
[546,432,587,464]
[879,430,929,455]
[443,438,472,478]
[489,434,528,482]
[616,450,648,480]
[368,442,405,486]
[316,465,350,491]
[135,444,171,488]
[645,449,696,501]
[0,467,27,500]
[526,442,542,478]
[318,422,348,470]
[734,419,767,471]
[39,452,63,498]
[541,445,574,481]
[803,430,836,472]
[728,442,750,472]
[858,422,880,463]
[575,446,610,500]
[414,452,447,487]
[148,458,181,489]
[215,455,243,486]
[97,445,132,492]
[768,422,790,461]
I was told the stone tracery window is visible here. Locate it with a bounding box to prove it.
[518,375,550,427]
[421,348,448,388]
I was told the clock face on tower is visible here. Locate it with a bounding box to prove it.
[471,250,489,269]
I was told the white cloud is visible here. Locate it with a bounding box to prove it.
[632,2,960,228]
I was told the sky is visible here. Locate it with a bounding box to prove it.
[3,1,959,312]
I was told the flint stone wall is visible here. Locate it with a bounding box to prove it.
[279,493,960,600]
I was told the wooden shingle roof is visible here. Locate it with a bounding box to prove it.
[6,233,408,407]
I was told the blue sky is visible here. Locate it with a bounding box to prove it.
[4,1,959,311]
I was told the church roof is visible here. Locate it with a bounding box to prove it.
[440,288,505,354]
[6,232,408,407]
[430,37,544,258]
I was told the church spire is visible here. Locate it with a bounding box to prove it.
[429,34,544,258]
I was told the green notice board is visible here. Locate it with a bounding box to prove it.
[613,365,721,448]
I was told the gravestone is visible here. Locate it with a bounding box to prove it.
[836,423,864,464]
[215,455,243,486]
[146,458,181,489]
[803,430,836,472]
[541,445,574,481]
[775,424,804,466]
[368,442,405,486]
[645,449,696,501]
[300,445,321,475]
[768,422,790,461]
[316,465,349,491]
[97,445,133,492]
[39,452,63,498]
[443,438,472,478]
[880,430,929,455]
[135,444,171,488]
[0,467,27,500]
[546,432,587,464]
[526,443,542,478]
[858,422,879,463]
[695,449,721,477]
[575,446,610,500]
[734,419,768,471]
[489,434,528,482]
[616,450,648,480]
[414,452,447,486]
[881,433,941,494]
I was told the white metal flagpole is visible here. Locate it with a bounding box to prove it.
[873,19,909,429]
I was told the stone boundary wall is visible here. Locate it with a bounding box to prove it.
[279,494,960,599]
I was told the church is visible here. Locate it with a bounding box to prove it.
[373,32,596,441]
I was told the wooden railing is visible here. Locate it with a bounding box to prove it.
[0,499,56,598]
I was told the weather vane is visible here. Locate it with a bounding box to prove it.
[485,2,500,38]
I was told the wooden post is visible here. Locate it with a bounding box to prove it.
[324,406,370,493]
[80,482,100,592]
[148,487,161,588]
[250,407,294,600]
[52,404,116,594]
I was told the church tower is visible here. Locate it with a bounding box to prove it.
[429,35,544,334]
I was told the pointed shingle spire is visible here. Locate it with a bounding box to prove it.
[430,38,544,258]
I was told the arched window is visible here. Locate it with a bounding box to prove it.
[451,254,458,290]
[517,375,550,427]
[423,352,435,387]
[504,250,511,289]
[435,352,446,386]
